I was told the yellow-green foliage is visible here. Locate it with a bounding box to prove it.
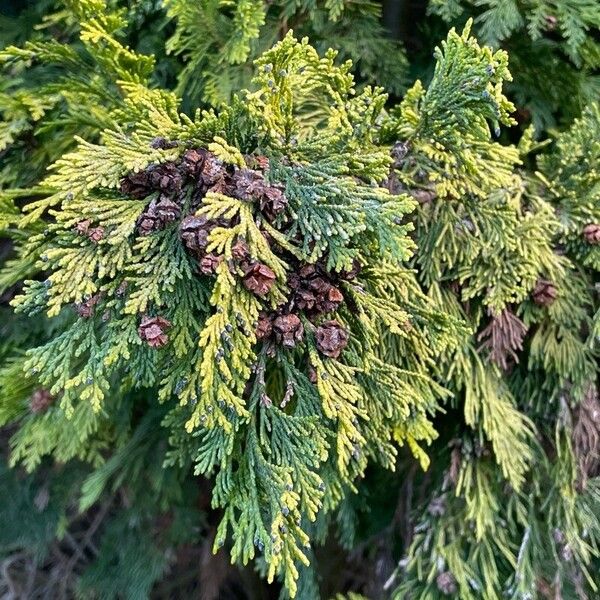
[1,4,599,599]
[0,12,460,597]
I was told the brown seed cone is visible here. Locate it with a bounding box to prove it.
[572,386,600,487]
[255,312,274,340]
[75,219,104,242]
[391,141,410,167]
[315,320,348,358]
[198,253,223,275]
[583,223,600,244]
[436,571,458,596]
[323,286,344,310]
[201,154,227,190]
[300,263,318,277]
[245,154,270,171]
[295,289,318,312]
[231,238,250,261]
[411,188,437,205]
[120,161,183,199]
[243,263,276,297]
[138,315,171,348]
[88,227,105,243]
[273,314,304,348]
[150,137,178,150]
[120,170,153,199]
[210,179,233,196]
[138,208,160,236]
[137,199,176,237]
[339,259,361,281]
[179,215,214,252]
[75,219,91,235]
[298,285,344,314]
[147,162,183,195]
[259,186,287,221]
[232,168,266,201]
[309,277,343,313]
[154,196,181,222]
[288,264,344,315]
[75,293,101,319]
[288,265,315,288]
[30,388,55,413]
[477,309,527,370]
[180,148,208,179]
[532,279,558,306]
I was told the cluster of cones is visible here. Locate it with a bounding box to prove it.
[121,147,287,286]
[255,262,356,359]
[119,146,286,237]
[116,144,353,361]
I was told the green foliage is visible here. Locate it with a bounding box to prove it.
[0,2,599,599]
[164,0,409,108]
[0,460,71,556]
[76,511,169,599]
[382,20,518,200]
[427,0,600,130]
[0,9,458,597]
[394,426,600,600]
[381,21,600,600]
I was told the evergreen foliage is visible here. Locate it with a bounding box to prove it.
[163,0,409,108]
[0,1,599,599]
[381,23,600,599]
[427,0,600,129]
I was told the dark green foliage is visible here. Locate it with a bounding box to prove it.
[164,0,409,108]
[77,515,169,600]
[0,460,69,555]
